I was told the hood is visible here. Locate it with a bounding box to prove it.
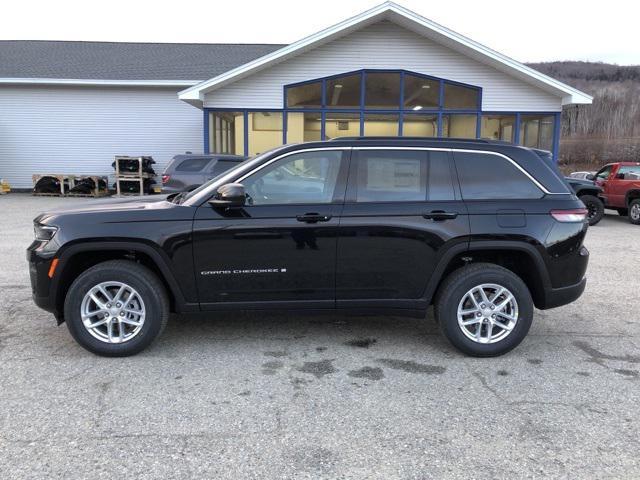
[34,194,173,224]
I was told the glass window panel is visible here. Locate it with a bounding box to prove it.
[443,83,479,109]
[363,113,399,136]
[326,73,361,109]
[209,111,243,155]
[402,114,437,137]
[243,150,343,205]
[428,151,455,201]
[247,112,283,156]
[481,114,516,142]
[286,81,322,108]
[286,112,322,143]
[324,112,360,139]
[442,114,477,138]
[364,72,400,109]
[519,114,554,151]
[454,152,542,199]
[355,150,427,202]
[175,158,211,172]
[404,75,439,110]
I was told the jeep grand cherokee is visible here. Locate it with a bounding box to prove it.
[28,138,589,357]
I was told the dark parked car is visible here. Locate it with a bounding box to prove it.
[161,154,246,193]
[28,137,589,357]
[531,149,604,225]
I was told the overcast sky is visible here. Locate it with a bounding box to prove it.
[1,0,638,65]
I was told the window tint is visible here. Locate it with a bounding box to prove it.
[356,150,427,202]
[243,151,343,205]
[210,160,239,176]
[428,151,455,200]
[454,152,542,200]
[175,158,211,172]
[596,166,613,181]
[618,165,640,177]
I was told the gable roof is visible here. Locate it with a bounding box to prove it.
[0,41,284,86]
[179,1,592,107]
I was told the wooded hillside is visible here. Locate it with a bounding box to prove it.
[526,61,640,170]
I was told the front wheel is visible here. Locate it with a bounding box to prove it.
[63,260,169,356]
[629,199,640,225]
[434,263,533,357]
[579,194,604,226]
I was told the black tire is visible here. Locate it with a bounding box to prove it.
[629,199,640,225]
[579,194,604,226]
[63,260,169,357]
[617,208,628,216]
[434,263,534,357]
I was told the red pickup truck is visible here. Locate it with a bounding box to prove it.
[593,162,640,224]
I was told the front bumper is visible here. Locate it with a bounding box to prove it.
[27,245,58,317]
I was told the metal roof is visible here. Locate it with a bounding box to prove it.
[0,40,284,84]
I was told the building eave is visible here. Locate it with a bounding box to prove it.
[179,1,592,107]
[0,78,201,87]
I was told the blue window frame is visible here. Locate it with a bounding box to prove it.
[204,69,561,161]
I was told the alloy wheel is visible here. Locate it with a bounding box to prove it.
[456,283,519,344]
[631,203,640,221]
[80,281,146,344]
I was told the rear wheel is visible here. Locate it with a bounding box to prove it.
[629,200,640,225]
[434,263,533,357]
[63,260,169,356]
[579,194,604,226]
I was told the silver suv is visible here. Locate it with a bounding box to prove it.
[161,154,246,193]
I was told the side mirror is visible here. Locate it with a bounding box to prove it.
[585,173,595,181]
[209,183,246,207]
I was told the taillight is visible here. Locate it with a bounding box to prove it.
[162,174,170,184]
[550,209,588,222]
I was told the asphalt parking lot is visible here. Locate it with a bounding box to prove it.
[1,193,639,479]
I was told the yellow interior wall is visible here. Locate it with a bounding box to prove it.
[446,115,476,138]
[325,117,360,139]
[247,113,283,156]
[403,118,437,136]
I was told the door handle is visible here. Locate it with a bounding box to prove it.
[423,211,458,221]
[296,213,332,223]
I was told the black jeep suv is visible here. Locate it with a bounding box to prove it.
[28,138,589,357]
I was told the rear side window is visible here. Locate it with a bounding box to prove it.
[175,158,211,172]
[211,160,239,176]
[355,150,427,202]
[454,152,542,200]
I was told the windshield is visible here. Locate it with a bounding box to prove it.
[181,145,291,205]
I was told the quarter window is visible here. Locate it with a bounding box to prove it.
[454,152,542,199]
[595,166,613,181]
[242,151,343,205]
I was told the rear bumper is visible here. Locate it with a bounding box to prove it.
[539,277,587,310]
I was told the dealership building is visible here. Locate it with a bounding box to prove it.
[0,2,591,189]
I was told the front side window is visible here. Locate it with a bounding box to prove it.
[242,150,343,205]
[355,150,427,202]
[596,165,613,181]
[454,152,542,200]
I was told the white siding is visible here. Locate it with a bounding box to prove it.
[0,85,202,188]
[203,21,561,112]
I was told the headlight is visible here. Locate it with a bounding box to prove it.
[34,224,58,241]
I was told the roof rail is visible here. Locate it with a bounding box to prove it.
[328,136,497,143]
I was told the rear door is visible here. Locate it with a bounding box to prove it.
[335,148,469,309]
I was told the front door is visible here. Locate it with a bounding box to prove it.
[336,148,469,309]
[193,149,349,308]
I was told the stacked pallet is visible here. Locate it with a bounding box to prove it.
[113,156,157,196]
[32,174,109,197]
